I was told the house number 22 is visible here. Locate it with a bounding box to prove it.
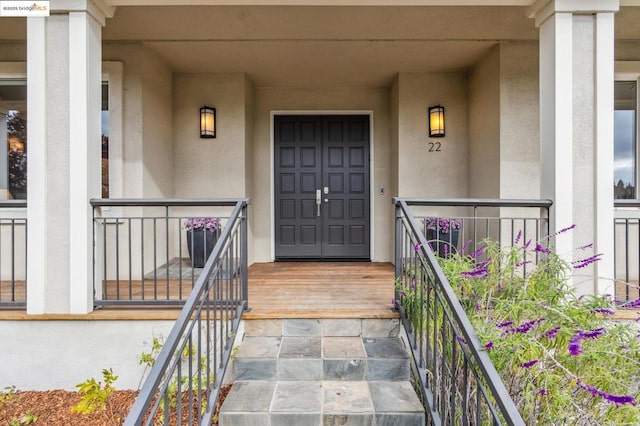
[428,142,442,152]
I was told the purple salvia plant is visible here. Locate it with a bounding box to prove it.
[577,381,637,407]
[484,341,494,350]
[542,326,561,339]
[504,318,546,335]
[568,334,583,356]
[461,268,488,279]
[521,359,539,368]
[621,298,640,309]
[572,254,603,269]
[590,308,614,315]
[496,321,514,328]
[534,243,551,254]
[554,224,577,236]
[514,230,522,244]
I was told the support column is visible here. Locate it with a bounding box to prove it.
[26,1,113,314]
[530,0,618,296]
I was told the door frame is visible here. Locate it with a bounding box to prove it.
[270,110,375,261]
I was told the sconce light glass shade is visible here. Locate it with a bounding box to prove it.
[200,106,216,138]
[428,105,445,138]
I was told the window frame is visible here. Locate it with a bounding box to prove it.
[615,61,640,200]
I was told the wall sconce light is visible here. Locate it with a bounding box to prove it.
[200,106,216,138]
[428,105,445,138]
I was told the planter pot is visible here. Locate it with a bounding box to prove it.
[186,229,219,268]
[426,229,459,258]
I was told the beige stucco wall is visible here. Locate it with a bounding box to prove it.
[469,47,500,199]
[173,73,250,199]
[499,42,540,199]
[103,43,174,198]
[251,87,392,262]
[396,72,469,199]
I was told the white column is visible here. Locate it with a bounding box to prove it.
[26,1,112,314]
[531,0,618,296]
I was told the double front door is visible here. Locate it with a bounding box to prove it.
[274,115,370,260]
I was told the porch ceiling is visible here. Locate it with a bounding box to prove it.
[100,5,640,87]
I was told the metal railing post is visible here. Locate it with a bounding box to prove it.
[241,201,250,311]
[394,200,403,308]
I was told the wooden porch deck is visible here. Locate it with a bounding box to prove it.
[245,262,397,319]
[0,262,398,320]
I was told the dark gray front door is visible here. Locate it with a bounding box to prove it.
[274,115,370,259]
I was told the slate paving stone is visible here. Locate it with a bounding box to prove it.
[221,381,276,412]
[221,328,424,426]
[235,336,281,358]
[271,413,322,426]
[280,337,322,358]
[324,359,366,381]
[323,381,373,413]
[368,381,424,413]
[271,381,322,412]
[245,319,283,337]
[233,359,278,381]
[278,358,323,381]
[323,337,366,358]
[366,359,411,381]
[283,319,321,336]
[363,337,409,359]
[322,319,362,336]
[361,319,400,337]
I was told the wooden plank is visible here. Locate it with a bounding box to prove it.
[1,262,399,320]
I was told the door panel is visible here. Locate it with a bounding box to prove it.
[274,115,370,259]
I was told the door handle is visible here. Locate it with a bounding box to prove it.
[316,189,321,216]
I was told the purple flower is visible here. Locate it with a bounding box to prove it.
[456,336,467,345]
[522,239,532,249]
[578,243,594,250]
[515,260,532,268]
[475,302,481,312]
[504,318,546,335]
[568,336,583,356]
[183,217,221,232]
[572,254,603,269]
[542,326,561,339]
[521,359,538,368]
[621,298,640,309]
[578,381,636,407]
[579,328,605,340]
[534,243,551,254]
[413,243,422,253]
[461,268,488,279]
[554,224,577,235]
[460,239,472,252]
[514,230,522,244]
[470,243,487,259]
[590,308,614,315]
[496,321,514,328]
[539,389,547,397]
[426,217,461,233]
[484,341,494,350]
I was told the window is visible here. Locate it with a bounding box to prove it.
[614,80,638,199]
[102,81,109,198]
[0,79,27,200]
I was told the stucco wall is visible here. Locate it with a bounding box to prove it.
[103,43,174,199]
[469,47,500,199]
[252,87,392,262]
[0,320,175,390]
[499,42,540,199]
[173,73,249,198]
[396,72,469,199]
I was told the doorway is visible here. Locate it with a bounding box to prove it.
[274,115,371,260]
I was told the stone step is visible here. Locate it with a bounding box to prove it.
[232,336,411,382]
[220,319,425,426]
[219,380,425,426]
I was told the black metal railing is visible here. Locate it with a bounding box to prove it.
[394,198,525,425]
[91,198,246,306]
[614,200,640,303]
[0,200,27,308]
[409,198,551,273]
[124,198,249,425]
